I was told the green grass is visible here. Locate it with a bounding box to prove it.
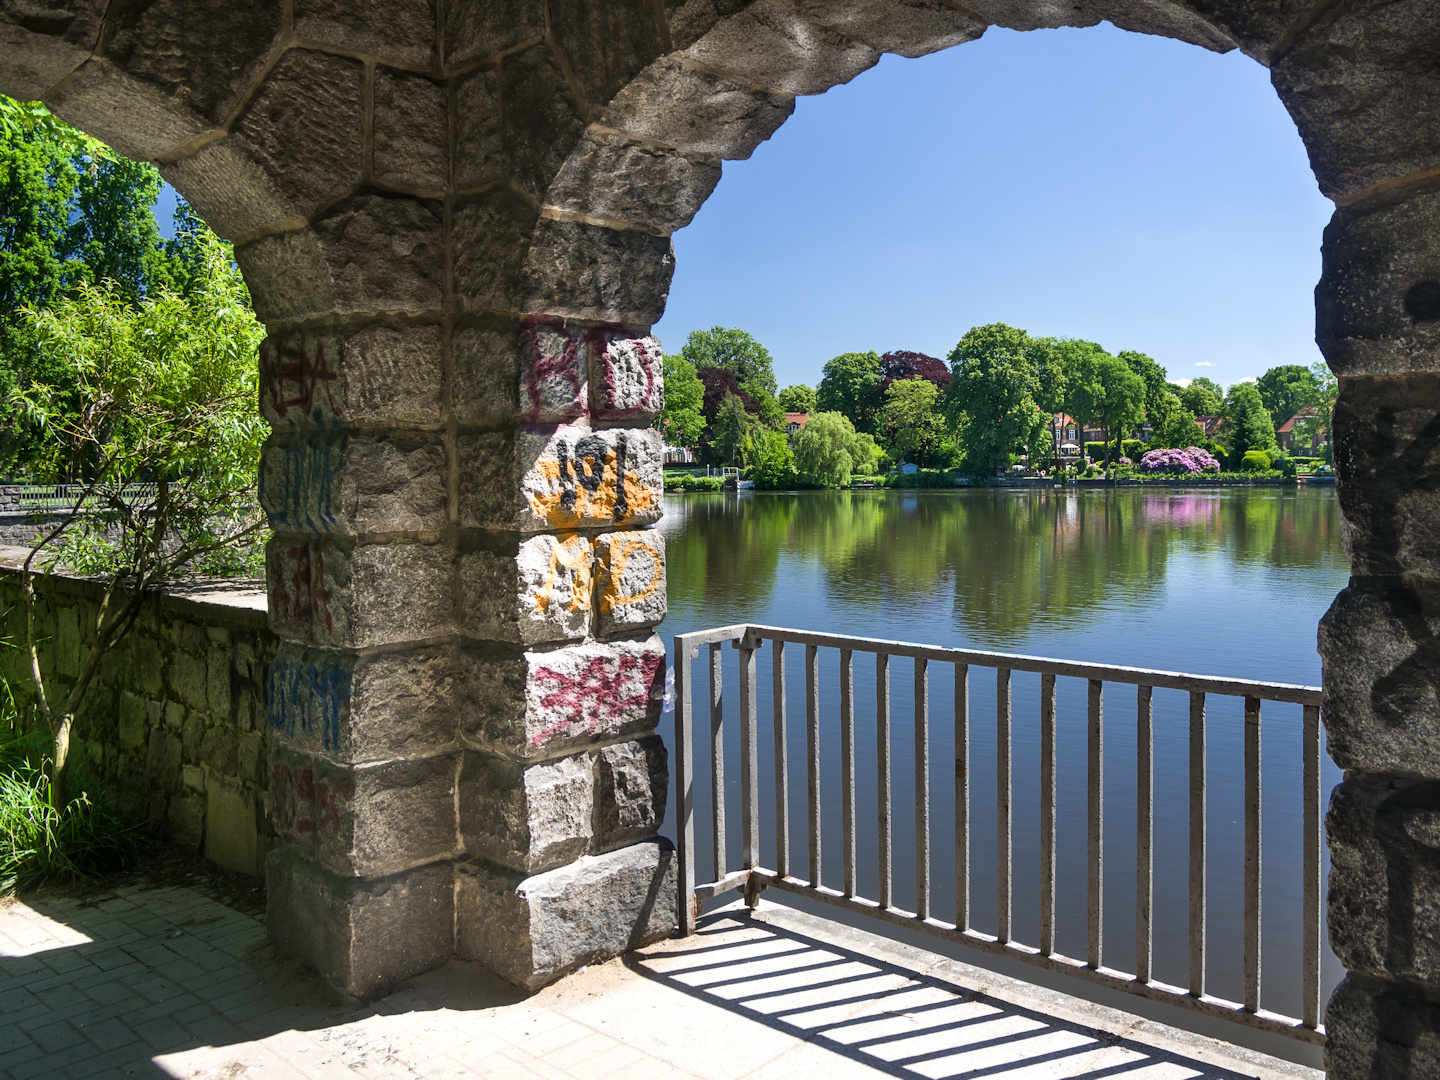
[0,718,137,894]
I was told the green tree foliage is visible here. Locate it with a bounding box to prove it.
[1295,361,1336,459]
[816,350,881,433]
[12,248,266,807]
[850,432,882,475]
[793,411,861,488]
[1,97,225,475]
[777,383,816,414]
[1222,382,1277,464]
[1067,347,1146,471]
[879,378,947,467]
[1256,364,1320,428]
[1145,391,1202,449]
[747,429,796,488]
[1117,349,1170,416]
[1173,377,1224,417]
[711,392,751,465]
[946,324,1048,474]
[680,326,780,422]
[659,354,705,448]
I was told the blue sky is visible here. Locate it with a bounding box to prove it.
[650,24,1333,394]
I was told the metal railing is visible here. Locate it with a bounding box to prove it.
[673,623,1327,1045]
[7,483,159,512]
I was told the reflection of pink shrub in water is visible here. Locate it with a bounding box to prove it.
[1142,494,1214,526]
[1139,447,1220,474]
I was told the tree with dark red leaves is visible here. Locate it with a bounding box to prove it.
[877,351,952,399]
[695,366,760,464]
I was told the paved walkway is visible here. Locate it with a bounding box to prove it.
[0,886,1320,1080]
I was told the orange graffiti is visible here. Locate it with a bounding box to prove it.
[533,534,593,616]
[525,435,657,529]
[599,536,662,615]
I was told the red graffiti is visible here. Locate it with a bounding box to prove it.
[261,338,342,422]
[314,778,351,835]
[600,336,659,417]
[269,544,333,634]
[530,652,663,745]
[273,762,316,838]
[521,323,599,423]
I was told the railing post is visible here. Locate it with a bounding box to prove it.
[675,637,696,936]
[877,652,892,911]
[841,648,855,898]
[807,644,821,889]
[1040,672,1056,957]
[1244,696,1262,1013]
[1136,685,1154,984]
[1302,703,1322,1030]
[739,633,760,906]
[710,643,726,884]
[916,657,930,922]
[997,668,1012,945]
[772,639,788,880]
[1088,679,1104,970]
[956,662,970,932]
[1189,690,1207,999]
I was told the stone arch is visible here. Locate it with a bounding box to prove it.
[3,3,1439,1075]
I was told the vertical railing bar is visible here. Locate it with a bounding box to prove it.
[710,643,726,884]
[841,648,856,898]
[1189,690,1207,998]
[1244,695,1262,1013]
[997,667,1013,945]
[956,663,970,932]
[1088,679,1104,970]
[1040,672,1057,957]
[676,640,696,935]
[915,657,931,922]
[807,644,821,889]
[739,636,759,904]
[877,651,892,911]
[773,639,789,880]
[1302,703,1322,1029]
[1136,684,1154,985]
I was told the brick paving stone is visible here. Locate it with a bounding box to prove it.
[8,1036,94,1079]
[0,1022,33,1054]
[25,1018,82,1053]
[134,1013,193,1052]
[77,1015,144,1052]
[0,1037,46,1074]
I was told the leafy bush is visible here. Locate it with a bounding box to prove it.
[1240,450,1272,471]
[891,468,958,488]
[1084,441,1107,460]
[663,474,723,492]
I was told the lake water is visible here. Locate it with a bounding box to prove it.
[653,487,1348,1042]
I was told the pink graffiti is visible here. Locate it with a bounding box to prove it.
[262,339,342,421]
[521,322,599,423]
[530,652,663,746]
[273,762,316,838]
[314,778,351,835]
[599,336,659,418]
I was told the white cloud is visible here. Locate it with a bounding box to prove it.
[1194,361,1214,367]
[1236,376,1257,384]
[1172,377,1192,387]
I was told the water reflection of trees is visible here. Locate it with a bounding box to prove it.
[660,489,1345,647]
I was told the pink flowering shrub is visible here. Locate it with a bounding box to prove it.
[1139,447,1222,475]
[1118,457,1132,466]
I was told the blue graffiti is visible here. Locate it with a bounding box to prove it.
[269,656,352,754]
[259,428,345,533]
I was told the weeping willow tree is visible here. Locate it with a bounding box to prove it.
[9,239,266,809]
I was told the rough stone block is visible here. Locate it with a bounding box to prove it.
[453,188,539,314]
[681,4,879,96]
[1273,0,1440,200]
[1317,188,1440,376]
[260,429,448,536]
[231,48,366,219]
[456,838,676,989]
[268,642,456,762]
[1332,374,1440,577]
[311,194,445,314]
[594,530,666,636]
[452,324,522,422]
[205,778,258,877]
[459,750,594,873]
[293,0,437,70]
[461,533,595,645]
[271,748,459,876]
[183,764,206,792]
[590,333,663,422]
[764,0,984,59]
[1320,582,1440,777]
[266,537,455,648]
[234,228,339,325]
[461,634,666,759]
[453,67,502,190]
[261,324,445,428]
[547,0,667,111]
[373,68,448,192]
[459,423,662,534]
[118,691,146,750]
[500,45,587,200]
[545,131,722,235]
[159,138,295,240]
[0,4,107,101]
[1325,975,1440,1078]
[207,647,231,719]
[168,791,206,850]
[1328,775,1440,983]
[595,736,667,850]
[599,57,795,161]
[44,57,215,162]
[104,0,282,124]
[445,0,546,67]
[267,847,454,999]
[168,651,208,713]
[521,218,674,326]
[200,727,237,776]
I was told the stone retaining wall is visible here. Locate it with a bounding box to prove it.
[0,553,276,877]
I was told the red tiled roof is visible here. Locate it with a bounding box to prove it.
[785,412,809,426]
